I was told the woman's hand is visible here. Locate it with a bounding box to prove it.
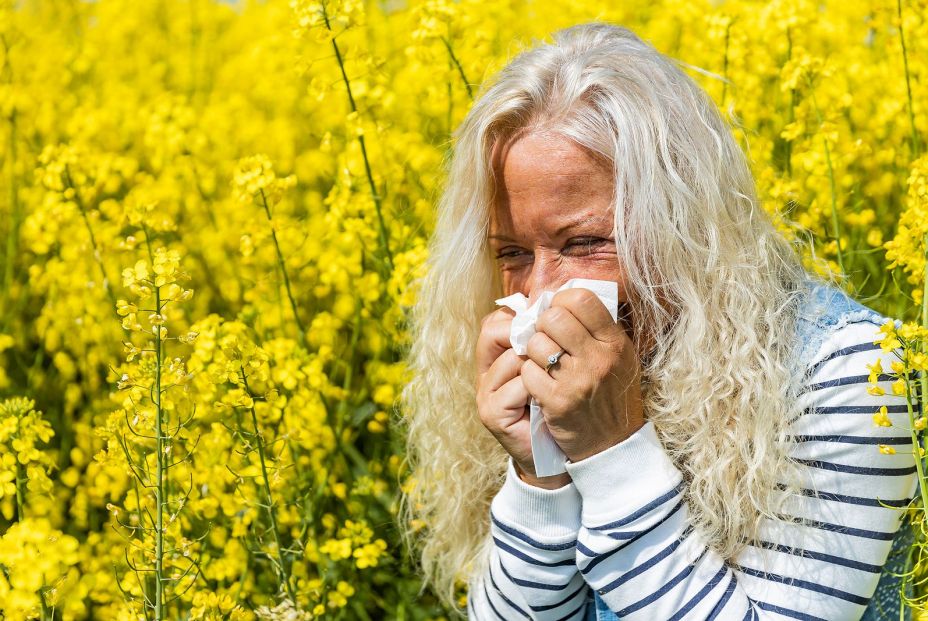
[521,288,644,462]
[475,307,572,489]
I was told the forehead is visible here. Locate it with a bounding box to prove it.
[493,130,609,181]
[489,130,614,229]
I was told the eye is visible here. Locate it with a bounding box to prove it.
[494,247,530,260]
[564,237,611,255]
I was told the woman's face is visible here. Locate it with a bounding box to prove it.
[489,130,629,309]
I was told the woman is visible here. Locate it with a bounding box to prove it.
[399,22,916,620]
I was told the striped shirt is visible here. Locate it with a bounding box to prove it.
[467,319,918,620]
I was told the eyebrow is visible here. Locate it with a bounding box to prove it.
[488,214,611,241]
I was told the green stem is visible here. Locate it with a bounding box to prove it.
[785,27,794,176]
[258,188,306,347]
[905,386,928,515]
[321,3,394,274]
[231,545,251,605]
[64,166,120,312]
[240,369,297,605]
[897,0,921,158]
[350,598,373,621]
[2,109,18,327]
[154,280,165,621]
[0,35,17,332]
[921,235,928,459]
[440,36,473,100]
[807,81,846,276]
[14,459,25,520]
[720,19,732,107]
[334,303,362,442]
[38,587,52,621]
[903,368,928,616]
[133,476,147,541]
[446,65,453,137]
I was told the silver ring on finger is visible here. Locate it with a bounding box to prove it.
[544,349,566,374]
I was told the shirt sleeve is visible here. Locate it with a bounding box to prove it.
[467,456,592,619]
[557,319,918,620]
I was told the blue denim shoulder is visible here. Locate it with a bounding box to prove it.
[793,278,887,373]
[586,280,911,620]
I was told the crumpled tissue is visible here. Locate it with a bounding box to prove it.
[494,278,619,477]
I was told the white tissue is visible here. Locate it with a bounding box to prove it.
[494,278,619,476]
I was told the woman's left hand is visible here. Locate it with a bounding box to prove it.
[520,288,644,462]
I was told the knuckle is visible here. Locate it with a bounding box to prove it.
[572,288,594,303]
[495,347,512,369]
[476,400,494,427]
[480,308,505,328]
[554,288,588,307]
[550,288,571,305]
[540,305,567,327]
[519,357,534,376]
[526,331,545,356]
[476,319,492,339]
[474,337,488,360]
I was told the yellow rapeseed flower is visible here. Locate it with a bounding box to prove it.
[872,406,892,427]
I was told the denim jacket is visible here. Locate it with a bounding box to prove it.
[584,280,912,621]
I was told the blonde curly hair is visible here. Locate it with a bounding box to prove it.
[397,21,809,616]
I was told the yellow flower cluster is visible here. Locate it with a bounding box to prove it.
[0,398,54,520]
[232,155,298,209]
[0,518,82,620]
[886,156,928,305]
[870,321,928,454]
[190,592,252,621]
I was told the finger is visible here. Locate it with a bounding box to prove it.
[525,329,571,378]
[520,357,558,410]
[549,288,620,344]
[534,303,593,356]
[475,307,517,375]
[494,374,531,413]
[484,348,525,393]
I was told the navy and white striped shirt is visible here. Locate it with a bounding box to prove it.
[468,319,918,620]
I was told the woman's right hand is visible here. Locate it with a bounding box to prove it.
[475,307,572,490]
